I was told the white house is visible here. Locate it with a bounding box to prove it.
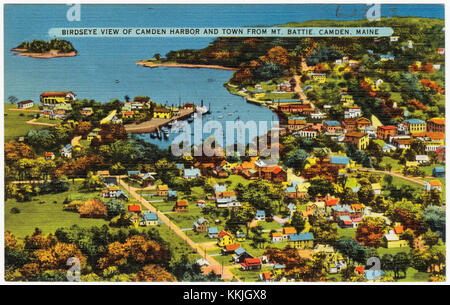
[297,128,317,138]
[415,155,429,164]
[425,180,442,192]
[310,111,325,119]
[17,100,34,109]
[344,107,361,119]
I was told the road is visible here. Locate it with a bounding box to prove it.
[118,177,239,281]
[293,74,315,110]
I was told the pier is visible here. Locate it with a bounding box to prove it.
[124,107,195,133]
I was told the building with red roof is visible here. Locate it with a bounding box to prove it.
[128,204,141,213]
[240,258,262,271]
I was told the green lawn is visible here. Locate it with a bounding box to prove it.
[381,156,403,171]
[217,175,252,188]
[5,182,108,237]
[4,104,45,141]
[229,266,273,282]
[337,227,356,239]
[376,246,411,256]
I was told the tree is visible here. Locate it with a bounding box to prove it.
[78,198,107,219]
[8,96,18,104]
[423,206,445,239]
[307,178,335,198]
[393,252,410,278]
[283,148,308,172]
[259,46,290,67]
[105,199,125,220]
[253,62,285,81]
[135,265,175,282]
[357,184,374,204]
[309,217,338,245]
[82,171,104,191]
[250,225,266,249]
[355,217,386,248]
[381,254,394,276]
[75,121,92,137]
[290,211,306,233]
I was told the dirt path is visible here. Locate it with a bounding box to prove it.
[293,74,315,110]
[359,168,427,186]
[118,177,239,281]
[26,118,57,127]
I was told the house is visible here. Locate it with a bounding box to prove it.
[432,167,445,178]
[288,233,314,249]
[287,116,307,131]
[437,48,445,54]
[342,117,371,133]
[103,177,117,186]
[271,232,283,243]
[193,217,208,233]
[17,100,34,109]
[218,231,235,247]
[330,156,349,167]
[258,166,287,182]
[338,215,354,228]
[173,200,189,212]
[403,119,426,134]
[236,232,246,242]
[153,107,171,119]
[167,190,178,200]
[371,183,382,195]
[282,227,297,240]
[392,137,413,149]
[184,167,201,179]
[240,258,262,271]
[61,144,72,158]
[80,107,93,116]
[425,180,442,192]
[141,213,159,226]
[207,227,219,239]
[427,118,445,133]
[310,111,325,119]
[255,210,265,221]
[259,272,273,282]
[415,155,429,164]
[297,128,318,138]
[377,126,397,140]
[128,204,141,213]
[323,120,342,133]
[383,229,408,248]
[40,91,76,105]
[344,107,362,119]
[380,54,395,61]
[344,132,369,150]
[196,200,207,208]
[221,243,241,255]
[44,152,55,160]
[156,185,169,196]
[309,73,326,83]
[233,247,254,263]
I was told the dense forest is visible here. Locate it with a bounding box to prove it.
[14,39,76,53]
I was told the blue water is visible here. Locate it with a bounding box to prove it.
[4,4,444,147]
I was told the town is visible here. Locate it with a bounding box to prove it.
[4,15,445,283]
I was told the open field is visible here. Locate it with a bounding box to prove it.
[4,104,45,141]
[5,182,108,237]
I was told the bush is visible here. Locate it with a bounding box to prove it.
[10,207,20,214]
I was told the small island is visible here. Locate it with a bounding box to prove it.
[11,39,77,59]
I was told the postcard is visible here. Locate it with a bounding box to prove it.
[3,2,446,286]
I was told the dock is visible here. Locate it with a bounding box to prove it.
[124,108,195,133]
